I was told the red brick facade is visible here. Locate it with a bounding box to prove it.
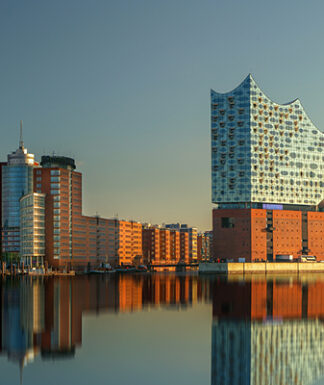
[213,208,324,261]
[142,226,189,264]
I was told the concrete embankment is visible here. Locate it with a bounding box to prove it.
[199,262,324,274]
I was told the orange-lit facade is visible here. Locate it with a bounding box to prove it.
[143,226,189,264]
[180,232,189,263]
[213,208,324,261]
[160,229,171,262]
[170,230,180,261]
[34,157,84,268]
[142,227,160,264]
[197,232,212,261]
[197,235,203,261]
[107,219,142,266]
[212,279,324,321]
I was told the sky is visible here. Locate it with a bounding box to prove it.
[1,0,324,231]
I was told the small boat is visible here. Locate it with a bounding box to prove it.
[115,265,137,273]
[89,264,116,274]
[136,265,148,272]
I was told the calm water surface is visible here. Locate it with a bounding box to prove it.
[1,273,324,385]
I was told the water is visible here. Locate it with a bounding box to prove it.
[1,273,324,385]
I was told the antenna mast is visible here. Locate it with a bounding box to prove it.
[19,120,24,149]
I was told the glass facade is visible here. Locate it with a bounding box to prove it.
[2,165,34,252]
[2,144,35,254]
[211,74,324,206]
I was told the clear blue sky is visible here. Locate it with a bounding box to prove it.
[1,0,324,231]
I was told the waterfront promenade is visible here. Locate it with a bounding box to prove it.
[199,261,324,274]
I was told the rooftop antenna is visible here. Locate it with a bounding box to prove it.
[19,120,24,149]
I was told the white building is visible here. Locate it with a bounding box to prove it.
[20,192,45,266]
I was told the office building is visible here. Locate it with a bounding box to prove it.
[2,125,35,255]
[142,225,189,264]
[20,193,46,266]
[179,232,189,263]
[142,226,161,264]
[159,229,171,262]
[165,224,197,262]
[197,231,212,261]
[106,219,142,266]
[211,75,324,260]
[34,156,83,268]
[170,229,180,261]
[82,215,110,266]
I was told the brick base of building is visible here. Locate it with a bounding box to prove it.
[213,208,324,262]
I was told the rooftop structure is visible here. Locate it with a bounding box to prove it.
[40,156,76,170]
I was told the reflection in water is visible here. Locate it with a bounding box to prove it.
[212,279,324,385]
[0,274,210,380]
[3,274,324,385]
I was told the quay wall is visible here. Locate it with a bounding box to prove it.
[199,262,324,274]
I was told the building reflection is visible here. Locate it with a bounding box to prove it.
[211,278,324,385]
[1,279,44,382]
[4,274,324,385]
[0,274,209,375]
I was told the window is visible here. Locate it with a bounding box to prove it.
[221,217,235,228]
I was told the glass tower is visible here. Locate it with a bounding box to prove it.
[2,132,35,255]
